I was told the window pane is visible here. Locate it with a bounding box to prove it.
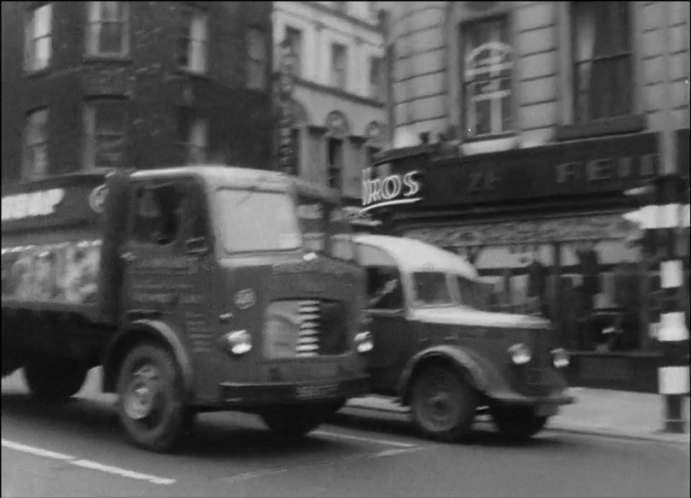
[34,38,51,69]
[30,144,49,177]
[34,4,52,37]
[101,2,123,22]
[27,110,49,145]
[95,103,125,133]
[216,190,301,253]
[99,22,123,53]
[190,13,207,42]
[413,272,452,306]
[190,40,207,72]
[286,27,303,77]
[95,135,125,168]
[475,97,491,135]
[190,118,208,148]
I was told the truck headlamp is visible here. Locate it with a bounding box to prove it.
[508,343,531,365]
[224,330,252,356]
[355,331,374,353]
[551,348,570,368]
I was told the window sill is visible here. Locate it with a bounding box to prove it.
[24,67,52,78]
[82,54,132,64]
[177,68,211,81]
[463,131,516,144]
[555,115,646,141]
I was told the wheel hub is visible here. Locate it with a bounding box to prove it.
[124,366,160,420]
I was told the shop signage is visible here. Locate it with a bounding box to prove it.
[2,176,105,232]
[381,132,661,209]
[361,166,422,213]
[278,39,297,175]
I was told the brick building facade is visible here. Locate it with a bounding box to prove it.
[1,1,273,182]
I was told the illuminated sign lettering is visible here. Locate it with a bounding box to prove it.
[361,167,422,213]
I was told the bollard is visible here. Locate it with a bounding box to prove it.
[644,175,690,433]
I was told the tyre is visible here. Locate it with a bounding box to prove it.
[491,406,548,441]
[23,360,88,404]
[116,344,194,452]
[260,404,327,439]
[410,365,476,442]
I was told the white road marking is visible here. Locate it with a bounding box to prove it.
[1,440,74,461]
[312,430,417,448]
[1,439,175,486]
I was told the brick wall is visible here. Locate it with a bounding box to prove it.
[1,1,273,183]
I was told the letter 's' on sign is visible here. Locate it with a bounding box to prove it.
[361,166,423,214]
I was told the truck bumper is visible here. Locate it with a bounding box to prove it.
[219,375,369,407]
[487,389,575,416]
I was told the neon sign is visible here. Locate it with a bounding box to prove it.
[361,166,422,214]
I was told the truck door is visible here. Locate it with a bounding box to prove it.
[358,244,412,392]
[121,177,217,381]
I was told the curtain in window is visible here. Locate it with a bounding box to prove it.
[573,2,631,122]
[25,110,49,178]
[87,2,127,55]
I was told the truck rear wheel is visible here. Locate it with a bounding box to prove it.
[410,365,477,442]
[260,405,327,439]
[491,406,548,441]
[116,344,194,452]
[23,360,88,404]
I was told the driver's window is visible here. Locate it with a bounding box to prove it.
[366,266,403,310]
[133,184,182,246]
[358,244,403,310]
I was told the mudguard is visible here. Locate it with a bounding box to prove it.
[102,319,195,402]
[397,344,510,405]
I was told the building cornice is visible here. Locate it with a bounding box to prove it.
[298,1,384,33]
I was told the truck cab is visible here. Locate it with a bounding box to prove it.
[354,234,573,442]
[2,166,371,452]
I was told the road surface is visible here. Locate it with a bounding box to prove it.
[2,369,689,497]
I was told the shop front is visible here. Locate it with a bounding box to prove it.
[365,131,690,392]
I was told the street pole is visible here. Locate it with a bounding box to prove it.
[649,1,690,433]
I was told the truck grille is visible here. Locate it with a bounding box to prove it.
[263,299,348,359]
[296,300,320,356]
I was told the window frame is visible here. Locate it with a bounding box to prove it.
[460,15,514,141]
[23,107,50,180]
[85,1,130,57]
[24,3,53,72]
[570,1,633,124]
[368,55,385,102]
[179,6,209,74]
[131,183,185,248]
[284,26,303,78]
[82,98,128,170]
[330,42,348,91]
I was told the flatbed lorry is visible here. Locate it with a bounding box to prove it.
[1,165,372,452]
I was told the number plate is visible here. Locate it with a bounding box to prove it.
[295,383,339,400]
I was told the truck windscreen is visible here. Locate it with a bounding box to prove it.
[216,189,302,252]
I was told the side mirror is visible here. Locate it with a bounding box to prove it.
[186,237,209,255]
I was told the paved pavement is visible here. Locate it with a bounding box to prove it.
[344,387,691,445]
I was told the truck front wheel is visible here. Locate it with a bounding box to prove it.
[24,360,88,404]
[116,344,194,452]
[410,365,477,442]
